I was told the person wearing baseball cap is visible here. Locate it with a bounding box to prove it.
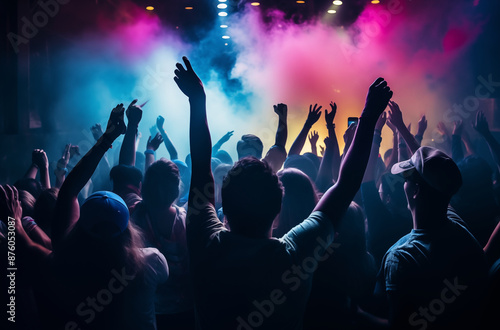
[375,146,488,329]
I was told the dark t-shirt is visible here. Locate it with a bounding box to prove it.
[376,209,488,329]
[187,202,336,329]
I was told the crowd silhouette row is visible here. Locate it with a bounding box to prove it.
[1,57,499,330]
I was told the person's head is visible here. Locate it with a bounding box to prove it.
[34,188,59,237]
[110,165,143,192]
[273,168,318,238]
[72,191,145,275]
[237,134,264,160]
[211,157,222,174]
[392,147,462,213]
[302,152,321,172]
[214,150,233,165]
[283,155,318,182]
[19,190,36,218]
[142,159,180,208]
[222,157,283,238]
[14,178,42,199]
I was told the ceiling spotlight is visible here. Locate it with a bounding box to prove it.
[217,4,227,9]
[218,12,228,16]
[371,0,380,3]
[333,0,343,5]
[219,0,227,2]
[220,24,228,28]
[225,43,228,46]
[146,6,154,11]
[185,7,193,10]
[327,9,336,14]
[222,35,230,39]
[296,0,305,3]
[251,2,260,5]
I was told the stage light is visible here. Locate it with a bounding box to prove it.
[146,6,154,11]
[220,24,228,28]
[333,0,342,5]
[219,0,227,2]
[185,7,193,10]
[218,12,228,16]
[222,35,230,39]
[217,4,227,9]
[327,9,336,14]
[296,0,305,3]
[371,0,380,3]
[251,2,260,5]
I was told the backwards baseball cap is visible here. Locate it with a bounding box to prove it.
[79,191,129,239]
[391,146,462,197]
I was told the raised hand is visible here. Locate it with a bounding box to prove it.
[219,131,234,144]
[273,103,287,119]
[305,104,322,127]
[387,101,404,128]
[453,120,464,136]
[362,77,393,120]
[0,184,22,222]
[69,145,80,158]
[417,115,427,136]
[91,124,104,141]
[156,115,165,131]
[309,131,319,145]
[58,144,71,169]
[104,103,126,141]
[174,56,205,99]
[325,102,337,127]
[375,111,387,131]
[147,133,164,151]
[32,149,49,169]
[126,99,143,126]
[473,111,490,136]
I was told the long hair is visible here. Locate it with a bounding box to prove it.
[273,168,319,238]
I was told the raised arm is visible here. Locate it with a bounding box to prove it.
[314,78,392,226]
[145,133,163,172]
[0,185,51,261]
[315,136,335,193]
[325,102,341,181]
[157,115,179,160]
[212,131,234,156]
[174,57,214,208]
[414,115,427,146]
[309,131,319,156]
[289,104,322,156]
[363,112,386,183]
[32,149,51,190]
[473,111,500,173]
[273,103,288,149]
[119,100,142,166]
[387,101,420,154]
[54,144,71,189]
[385,120,399,169]
[52,105,126,249]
